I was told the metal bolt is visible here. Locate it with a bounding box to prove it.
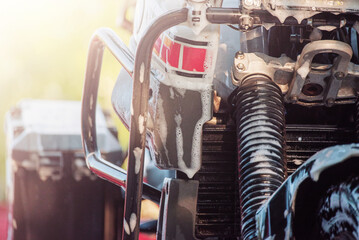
[335,72,345,79]
[236,51,245,59]
[236,63,246,71]
[239,16,254,31]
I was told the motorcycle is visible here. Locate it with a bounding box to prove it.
[81,0,359,239]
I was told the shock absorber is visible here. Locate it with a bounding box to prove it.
[231,75,286,240]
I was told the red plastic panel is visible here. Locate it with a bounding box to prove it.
[160,36,180,68]
[182,46,206,72]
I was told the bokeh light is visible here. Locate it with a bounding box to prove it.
[0,0,131,201]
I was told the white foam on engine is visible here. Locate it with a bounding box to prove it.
[156,96,168,156]
[176,88,186,97]
[133,147,142,174]
[130,213,137,232]
[185,90,212,178]
[169,87,175,99]
[250,149,277,163]
[138,114,145,134]
[240,117,271,131]
[174,113,186,173]
[241,125,277,138]
[250,148,277,158]
[251,168,278,176]
[245,138,281,148]
[124,220,130,235]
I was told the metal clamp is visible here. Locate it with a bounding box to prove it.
[286,40,353,105]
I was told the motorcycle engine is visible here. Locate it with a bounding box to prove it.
[242,0,359,23]
[190,1,359,239]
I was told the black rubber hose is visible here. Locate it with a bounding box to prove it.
[231,75,286,240]
[356,100,359,141]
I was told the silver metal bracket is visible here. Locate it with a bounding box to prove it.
[286,40,353,106]
[232,40,357,107]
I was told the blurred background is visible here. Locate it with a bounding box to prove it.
[0,0,131,202]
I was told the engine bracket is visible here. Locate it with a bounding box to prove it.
[232,40,358,107]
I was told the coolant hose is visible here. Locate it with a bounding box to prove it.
[231,75,286,240]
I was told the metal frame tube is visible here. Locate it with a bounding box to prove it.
[81,28,161,204]
[82,8,189,240]
[123,8,188,239]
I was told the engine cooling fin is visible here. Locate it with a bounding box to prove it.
[191,111,355,239]
[193,119,240,239]
[286,124,355,174]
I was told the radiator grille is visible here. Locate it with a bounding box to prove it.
[194,121,355,239]
[194,122,240,239]
[285,125,355,175]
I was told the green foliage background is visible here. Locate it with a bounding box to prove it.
[0,0,130,201]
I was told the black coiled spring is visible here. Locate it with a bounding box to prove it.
[356,100,359,141]
[230,75,286,240]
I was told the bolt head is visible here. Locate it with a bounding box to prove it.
[236,51,244,59]
[335,72,345,79]
[236,63,245,71]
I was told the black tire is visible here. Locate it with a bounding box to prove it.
[317,176,359,240]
